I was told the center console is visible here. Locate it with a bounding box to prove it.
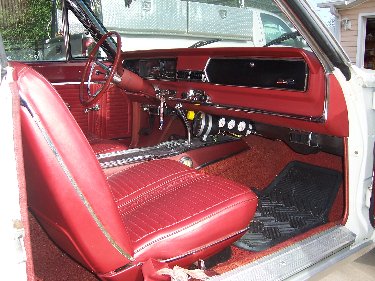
[97,136,246,169]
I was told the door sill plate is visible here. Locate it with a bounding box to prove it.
[211,226,356,281]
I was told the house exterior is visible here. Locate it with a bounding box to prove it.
[318,0,375,69]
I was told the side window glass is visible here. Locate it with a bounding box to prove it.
[0,0,102,61]
[0,0,57,61]
[46,1,96,60]
[260,13,308,49]
[67,0,102,59]
[43,1,66,61]
[260,13,290,45]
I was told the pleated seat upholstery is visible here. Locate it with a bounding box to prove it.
[14,61,258,280]
[107,159,258,262]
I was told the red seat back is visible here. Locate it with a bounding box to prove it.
[13,62,134,273]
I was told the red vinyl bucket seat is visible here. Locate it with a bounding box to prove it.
[13,62,258,280]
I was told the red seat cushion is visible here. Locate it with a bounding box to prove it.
[107,159,258,262]
[86,133,128,154]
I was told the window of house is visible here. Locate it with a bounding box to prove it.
[364,18,375,69]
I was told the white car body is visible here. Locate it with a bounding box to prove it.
[2,0,375,280]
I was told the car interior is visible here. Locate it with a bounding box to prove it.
[5,1,349,280]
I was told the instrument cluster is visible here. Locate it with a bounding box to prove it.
[123,58,177,81]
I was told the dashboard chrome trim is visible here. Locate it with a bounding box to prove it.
[168,97,326,123]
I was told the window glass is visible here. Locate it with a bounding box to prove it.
[0,0,54,61]
[262,14,288,43]
[261,13,291,45]
[190,0,240,7]
[0,0,310,60]
[0,0,101,61]
[98,0,309,51]
[46,1,97,60]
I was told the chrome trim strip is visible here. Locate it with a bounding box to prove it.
[322,73,330,121]
[113,262,143,274]
[198,112,206,137]
[209,226,356,281]
[169,97,325,123]
[207,113,213,139]
[51,81,103,86]
[160,228,248,263]
[61,0,71,61]
[304,62,309,93]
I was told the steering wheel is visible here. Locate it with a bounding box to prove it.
[79,31,122,106]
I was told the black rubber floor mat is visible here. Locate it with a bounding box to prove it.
[235,161,342,252]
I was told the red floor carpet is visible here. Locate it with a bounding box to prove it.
[29,214,98,280]
[28,135,345,280]
[202,135,344,272]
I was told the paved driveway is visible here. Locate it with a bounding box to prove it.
[313,247,375,280]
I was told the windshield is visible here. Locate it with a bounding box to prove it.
[71,0,309,51]
[0,0,309,61]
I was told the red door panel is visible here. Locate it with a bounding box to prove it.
[54,84,89,133]
[27,62,132,140]
[89,85,132,140]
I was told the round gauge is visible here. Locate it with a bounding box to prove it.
[228,119,235,130]
[237,121,246,132]
[218,117,226,128]
[246,123,253,136]
[179,156,193,168]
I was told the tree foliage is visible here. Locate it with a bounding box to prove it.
[0,0,51,45]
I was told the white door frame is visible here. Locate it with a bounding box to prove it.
[356,13,375,68]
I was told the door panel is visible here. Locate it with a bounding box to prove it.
[54,84,89,133]
[89,85,132,140]
[27,62,132,140]
[29,61,85,83]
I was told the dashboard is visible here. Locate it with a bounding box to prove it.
[121,47,348,137]
[124,58,177,81]
[123,54,308,91]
